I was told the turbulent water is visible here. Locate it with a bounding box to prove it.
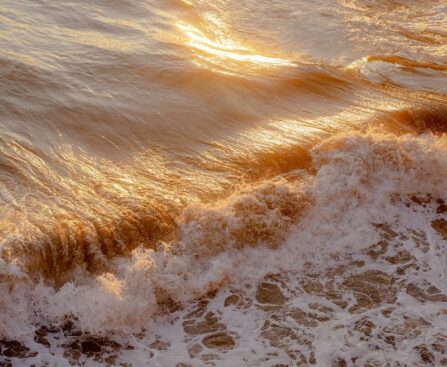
[1,0,447,366]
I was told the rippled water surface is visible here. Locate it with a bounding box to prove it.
[1,1,447,366]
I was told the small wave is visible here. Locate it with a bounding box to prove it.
[377,104,447,134]
[349,55,447,93]
[365,55,447,72]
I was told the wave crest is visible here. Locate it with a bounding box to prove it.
[2,128,447,340]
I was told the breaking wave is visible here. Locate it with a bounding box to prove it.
[1,126,446,365]
[1,0,447,365]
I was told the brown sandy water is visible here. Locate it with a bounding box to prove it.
[0,0,446,366]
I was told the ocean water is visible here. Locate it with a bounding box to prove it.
[0,0,446,366]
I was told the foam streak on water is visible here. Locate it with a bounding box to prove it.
[0,0,447,366]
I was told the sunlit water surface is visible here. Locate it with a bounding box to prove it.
[1,0,447,366]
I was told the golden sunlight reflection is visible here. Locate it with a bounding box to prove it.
[176,14,294,75]
[227,97,417,158]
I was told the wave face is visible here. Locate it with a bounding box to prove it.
[1,0,447,366]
